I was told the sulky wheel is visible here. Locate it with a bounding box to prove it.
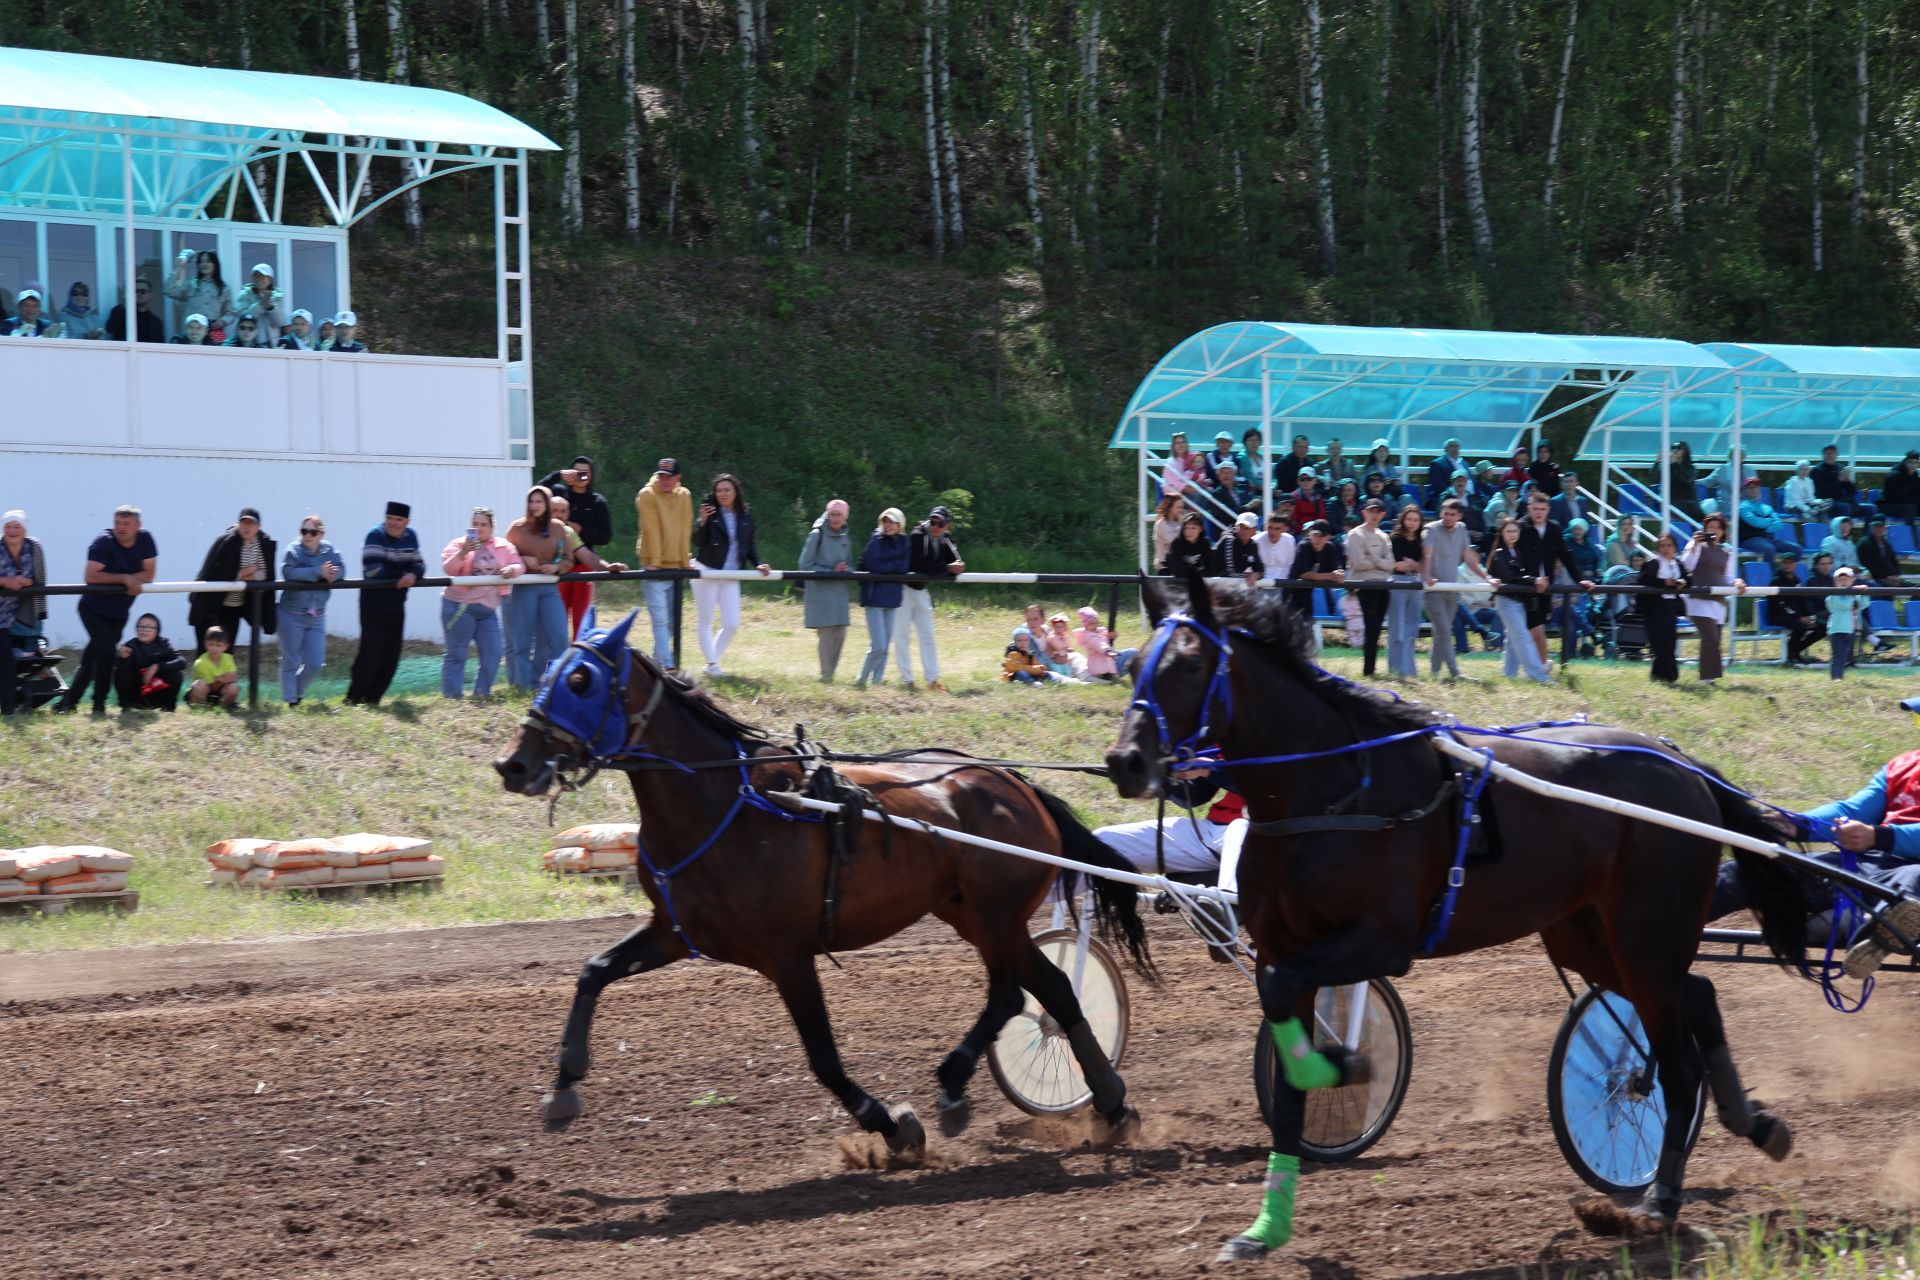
[1254,977,1414,1162]
[1547,986,1706,1194]
[987,928,1130,1115]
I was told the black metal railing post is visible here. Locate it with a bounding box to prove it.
[247,586,261,710]
[671,574,685,672]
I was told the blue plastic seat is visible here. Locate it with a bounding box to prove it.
[1803,524,1829,549]
[1754,599,1777,631]
[1906,601,1920,628]
[1740,561,1771,585]
[1889,523,1917,555]
[1868,599,1901,631]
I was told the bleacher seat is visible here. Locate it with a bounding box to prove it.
[1754,599,1777,631]
[1869,599,1902,632]
[1890,523,1917,555]
[1906,601,1920,628]
[1618,484,1656,516]
[1740,561,1771,586]
[1803,524,1828,549]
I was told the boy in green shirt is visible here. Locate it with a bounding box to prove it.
[188,627,241,708]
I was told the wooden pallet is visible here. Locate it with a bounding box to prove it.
[0,890,141,917]
[545,867,640,888]
[205,875,445,899]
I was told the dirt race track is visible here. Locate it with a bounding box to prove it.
[5,911,1920,1280]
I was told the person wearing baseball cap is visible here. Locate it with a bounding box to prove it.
[0,288,53,337]
[635,459,693,671]
[188,507,278,656]
[1709,694,1920,978]
[344,502,425,705]
[328,309,368,354]
[1212,510,1266,581]
[232,261,288,345]
[278,308,317,351]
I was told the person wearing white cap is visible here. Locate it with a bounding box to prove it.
[0,289,54,337]
[170,313,214,346]
[164,248,233,336]
[231,261,287,345]
[278,309,317,351]
[853,507,911,688]
[327,310,367,354]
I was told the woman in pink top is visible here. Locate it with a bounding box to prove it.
[1072,605,1135,682]
[1160,431,1208,495]
[440,505,526,699]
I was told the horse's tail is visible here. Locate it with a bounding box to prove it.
[1029,785,1157,980]
[1711,783,1816,974]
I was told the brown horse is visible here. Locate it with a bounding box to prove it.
[495,613,1150,1158]
[1104,578,1809,1261]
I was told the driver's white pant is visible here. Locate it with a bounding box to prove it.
[1096,816,1249,889]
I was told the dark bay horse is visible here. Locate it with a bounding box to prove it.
[496,613,1150,1158]
[1105,579,1809,1261]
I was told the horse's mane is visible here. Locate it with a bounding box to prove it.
[628,648,779,745]
[1180,578,1443,738]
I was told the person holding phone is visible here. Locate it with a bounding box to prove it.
[164,249,233,337]
[1680,512,1744,683]
[537,454,614,636]
[505,486,572,689]
[691,473,771,679]
[231,262,287,346]
[441,506,525,699]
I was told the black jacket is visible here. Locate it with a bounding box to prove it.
[692,504,761,570]
[1211,531,1264,577]
[106,305,164,343]
[1636,558,1688,618]
[1771,572,1819,624]
[1860,534,1902,582]
[1884,465,1920,509]
[189,528,278,633]
[1812,461,1851,502]
[905,524,959,590]
[1160,535,1212,577]
[1517,518,1581,582]
[537,471,614,550]
[115,634,187,680]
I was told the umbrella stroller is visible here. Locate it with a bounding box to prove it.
[9,634,69,710]
[1600,565,1648,660]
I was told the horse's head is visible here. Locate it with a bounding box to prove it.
[496,611,651,795]
[1105,574,1233,799]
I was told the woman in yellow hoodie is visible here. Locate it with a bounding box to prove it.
[634,458,693,670]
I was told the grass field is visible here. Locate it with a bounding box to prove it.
[2,591,1912,955]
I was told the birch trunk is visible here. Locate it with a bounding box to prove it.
[1808,2,1823,270]
[841,10,861,253]
[1305,0,1337,271]
[344,0,362,76]
[920,0,946,259]
[535,0,551,59]
[560,0,582,235]
[667,0,686,242]
[1852,0,1868,226]
[1147,15,1170,270]
[1435,3,1452,259]
[620,0,642,239]
[390,0,425,243]
[1668,1,1688,233]
[1081,2,1103,254]
[803,154,819,254]
[1019,2,1049,266]
[735,0,774,244]
[1542,0,1578,215]
[1461,0,1494,260]
[935,0,964,251]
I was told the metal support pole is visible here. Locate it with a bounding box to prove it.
[1659,375,1672,535]
[1731,378,1744,668]
[1105,582,1120,638]
[247,588,261,710]
[1260,365,1273,529]
[671,575,685,671]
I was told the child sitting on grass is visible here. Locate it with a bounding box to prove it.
[188,626,241,708]
[1072,605,1133,682]
[1041,613,1087,681]
[1001,632,1053,685]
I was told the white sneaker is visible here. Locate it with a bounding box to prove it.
[704,663,722,678]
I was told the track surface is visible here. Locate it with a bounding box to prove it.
[5,912,1919,1279]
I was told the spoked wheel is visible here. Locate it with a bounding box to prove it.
[987,928,1130,1115]
[1547,986,1706,1194]
[1253,978,1414,1162]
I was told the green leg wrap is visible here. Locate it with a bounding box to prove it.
[1269,1016,1343,1091]
[1243,1151,1299,1248]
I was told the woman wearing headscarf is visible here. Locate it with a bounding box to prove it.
[854,507,912,688]
[57,282,105,340]
[798,499,855,681]
[0,510,48,716]
[165,249,234,336]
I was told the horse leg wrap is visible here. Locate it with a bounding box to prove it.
[843,1091,894,1136]
[1065,1019,1126,1115]
[1269,1017,1343,1092]
[1704,1045,1755,1136]
[1220,1151,1299,1259]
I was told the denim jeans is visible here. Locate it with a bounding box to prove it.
[1386,578,1422,677]
[641,577,676,668]
[507,582,568,689]
[279,609,328,703]
[442,597,503,698]
[1494,596,1551,682]
[857,606,896,684]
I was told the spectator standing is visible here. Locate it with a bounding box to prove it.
[0,510,48,716]
[1161,513,1212,576]
[1769,549,1825,666]
[1488,520,1552,684]
[549,495,627,579]
[634,458,693,671]
[441,506,525,699]
[171,314,213,345]
[113,614,186,711]
[1664,441,1699,517]
[231,264,288,346]
[57,505,156,714]
[539,455,615,637]
[505,486,571,690]
[798,499,855,682]
[57,282,104,340]
[328,311,368,353]
[1638,532,1689,683]
[1345,499,1394,678]
[1518,492,1591,668]
[1160,432,1208,495]
[279,514,346,706]
[1680,513,1742,683]
[187,627,240,708]
[1882,452,1920,520]
[1212,513,1266,580]
[1548,473,1590,526]
[1828,567,1866,678]
[278,309,316,350]
[1,289,54,337]
[1423,499,1486,679]
[1255,513,1295,584]
[164,249,233,335]
[1528,443,1562,493]
[105,278,164,343]
[1386,506,1426,678]
[1152,495,1185,570]
[1559,519,1603,655]
[344,501,423,706]
[896,505,962,692]
[690,472,771,677]
[1273,435,1314,494]
[854,507,911,688]
[1426,438,1470,504]
[1782,460,1824,522]
[189,507,276,655]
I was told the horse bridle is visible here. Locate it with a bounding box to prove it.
[522,636,669,789]
[1128,612,1235,767]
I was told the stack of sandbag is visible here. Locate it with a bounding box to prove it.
[206,834,445,889]
[0,846,135,898]
[543,822,640,875]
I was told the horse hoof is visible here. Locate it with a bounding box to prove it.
[1101,1102,1142,1143]
[936,1093,971,1138]
[1215,1234,1271,1263]
[542,1087,584,1132]
[885,1104,927,1161]
[1751,1109,1793,1162]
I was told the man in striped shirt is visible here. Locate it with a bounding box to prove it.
[345,501,424,706]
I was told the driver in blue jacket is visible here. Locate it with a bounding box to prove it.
[1710,694,1920,977]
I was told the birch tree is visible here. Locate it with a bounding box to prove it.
[1808,1,1824,270]
[560,0,582,234]
[1305,0,1337,271]
[620,0,642,241]
[1019,2,1048,266]
[1852,0,1868,226]
[1669,2,1689,233]
[840,10,862,253]
[920,0,946,259]
[1542,0,1578,215]
[735,0,773,244]
[1080,3,1104,254]
[344,0,361,77]
[936,0,964,251]
[1147,15,1171,270]
[1462,0,1494,260]
[390,0,425,243]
